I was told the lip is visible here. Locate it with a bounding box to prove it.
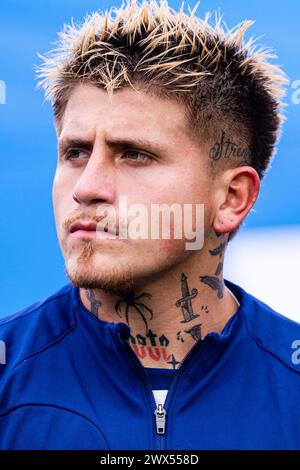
[70,221,98,234]
[69,221,119,239]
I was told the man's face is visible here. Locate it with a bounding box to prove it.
[53,83,215,292]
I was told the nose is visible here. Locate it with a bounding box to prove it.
[72,152,116,206]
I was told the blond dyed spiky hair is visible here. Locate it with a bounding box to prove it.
[36,0,288,183]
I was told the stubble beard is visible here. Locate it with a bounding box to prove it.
[63,239,138,296]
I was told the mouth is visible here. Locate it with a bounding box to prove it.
[69,221,119,240]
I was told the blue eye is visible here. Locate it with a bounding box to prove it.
[122,151,152,163]
[64,149,89,160]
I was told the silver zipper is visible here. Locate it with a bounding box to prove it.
[152,340,203,436]
[134,336,205,437]
[154,403,167,434]
[115,323,206,440]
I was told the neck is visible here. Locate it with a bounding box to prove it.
[79,234,239,369]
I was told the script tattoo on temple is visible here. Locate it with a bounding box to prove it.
[115,292,154,334]
[175,273,200,323]
[209,130,252,164]
[85,289,102,317]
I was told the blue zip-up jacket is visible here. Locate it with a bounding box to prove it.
[0,279,300,450]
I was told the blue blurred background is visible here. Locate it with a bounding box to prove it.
[0,0,299,319]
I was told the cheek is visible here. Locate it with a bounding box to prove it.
[52,170,74,227]
[123,174,211,241]
[52,173,64,220]
[52,176,59,210]
[131,237,189,273]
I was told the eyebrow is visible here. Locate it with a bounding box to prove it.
[58,136,166,155]
[58,138,93,154]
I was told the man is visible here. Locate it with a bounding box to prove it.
[0,0,299,450]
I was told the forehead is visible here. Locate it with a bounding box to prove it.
[58,83,193,145]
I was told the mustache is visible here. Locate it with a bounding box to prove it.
[63,211,128,235]
[63,213,107,231]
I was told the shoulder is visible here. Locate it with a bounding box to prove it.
[225,279,300,374]
[0,283,78,372]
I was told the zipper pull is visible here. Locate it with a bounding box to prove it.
[154,403,167,435]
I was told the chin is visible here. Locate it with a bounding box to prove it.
[64,255,140,296]
[62,238,189,295]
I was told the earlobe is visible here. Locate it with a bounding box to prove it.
[212,166,260,235]
[213,215,237,234]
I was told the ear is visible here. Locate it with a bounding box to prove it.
[213,166,260,234]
